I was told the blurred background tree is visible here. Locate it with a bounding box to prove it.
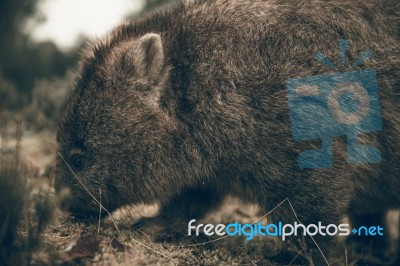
[0,0,78,109]
[142,0,175,13]
[0,0,173,126]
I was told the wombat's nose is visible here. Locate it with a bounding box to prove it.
[57,190,100,219]
[56,187,72,210]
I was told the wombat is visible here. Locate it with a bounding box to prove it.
[55,0,400,264]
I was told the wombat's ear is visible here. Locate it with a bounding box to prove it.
[132,33,164,82]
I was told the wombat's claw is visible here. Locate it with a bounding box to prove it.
[132,217,186,242]
[131,219,146,230]
[132,217,164,233]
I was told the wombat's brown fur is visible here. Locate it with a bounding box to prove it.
[56,0,400,264]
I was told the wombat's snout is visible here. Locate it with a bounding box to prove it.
[55,149,98,216]
[55,171,100,218]
[56,186,100,219]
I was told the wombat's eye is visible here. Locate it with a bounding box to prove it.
[71,155,85,171]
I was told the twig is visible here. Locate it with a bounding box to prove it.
[98,188,102,234]
[288,248,305,265]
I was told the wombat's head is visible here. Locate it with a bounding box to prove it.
[55,32,181,217]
